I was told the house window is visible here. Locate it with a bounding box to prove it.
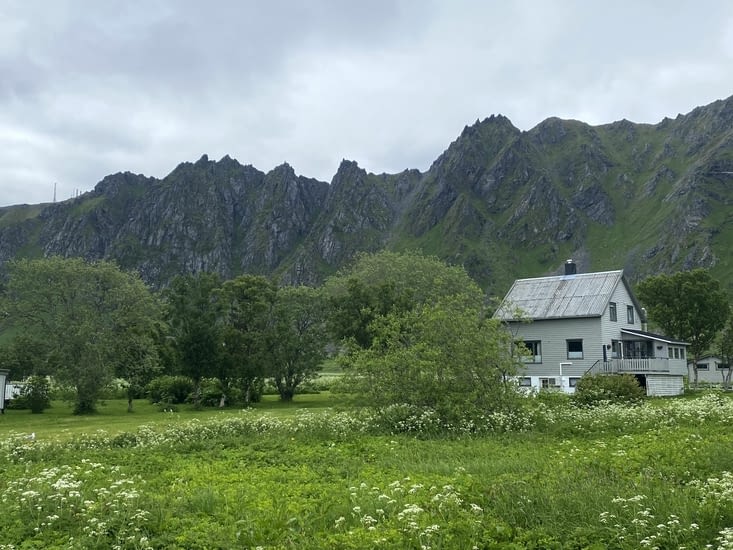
[674,348,680,359]
[609,302,617,322]
[567,339,584,359]
[627,305,635,324]
[668,347,674,359]
[698,363,709,371]
[718,363,730,370]
[569,377,581,388]
[519,377,532,387]
[521,341,542,363]
[680,348,685,359]
[540,377,558,388]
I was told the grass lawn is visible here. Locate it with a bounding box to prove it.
[0,392,351,441]
[2,392,733,548]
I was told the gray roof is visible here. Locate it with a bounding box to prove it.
[495,270,633,321]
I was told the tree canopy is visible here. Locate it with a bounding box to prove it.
[163,272,223,407]
[325,250,484,348]
[216,275,277,404]
[268,286,327,401]
[325,250,484,306]
[341,296,522,420]
[328,251,522,420]
[717,318,733,390]
[636,268,730,386]
[2,257,161,414]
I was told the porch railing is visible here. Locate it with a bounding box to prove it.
[589,358,671,375]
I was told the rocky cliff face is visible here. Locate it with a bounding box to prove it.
[2,95,733,293]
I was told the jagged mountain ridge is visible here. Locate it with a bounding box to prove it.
[2,95,733,294]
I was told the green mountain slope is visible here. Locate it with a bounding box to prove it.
[2,96,733,295]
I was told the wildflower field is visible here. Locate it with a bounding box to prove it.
[2,393,733,549]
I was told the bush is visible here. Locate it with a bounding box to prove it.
[573,373,645,406]
[12,376,52,413]
[145,375,195,404]
[101,378,130,400]
[300,375,341,393]
[199,378,248,407]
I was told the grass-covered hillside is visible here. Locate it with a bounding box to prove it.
[2,96,733,294]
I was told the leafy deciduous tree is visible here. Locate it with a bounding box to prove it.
[216,275,277,405]
[717,318,733,390]
[164,273,222,407]
[325,250,483,347]
[3,257,161,414]
[269,286,327,401]
[328,278,414,348]
[637,268,730,387]
[115,320,166,412]
[342,296,523,421]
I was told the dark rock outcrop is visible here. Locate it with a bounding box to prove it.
[3,95,733,294]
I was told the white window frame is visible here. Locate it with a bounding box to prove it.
[567,339,584,360]
[540,377,558,388]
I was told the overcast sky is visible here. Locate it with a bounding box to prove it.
[2,1,733,206]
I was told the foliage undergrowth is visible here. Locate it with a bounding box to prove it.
[2,393,733,548]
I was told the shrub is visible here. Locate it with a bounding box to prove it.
[573,373,645,406]
[199,378,247,407]
[298,375,341,393]
[13,375,52,413]
[145,375,195,404]
[101,377,131,399]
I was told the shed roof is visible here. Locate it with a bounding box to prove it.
[495,270,640,321]
[621,328,689,346]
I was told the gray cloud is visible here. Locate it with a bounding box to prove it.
[1,0,733,205]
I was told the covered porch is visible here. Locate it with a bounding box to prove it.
[589,328,688,377]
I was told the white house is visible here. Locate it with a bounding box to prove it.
[692,355,731,385]
[494,261,688,396]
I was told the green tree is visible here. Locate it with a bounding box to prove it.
[637,268,730,387]
[0,333,53,380]
[342,296,522,421]
[115,320,166,412]
[328,278,414,348]
[3,257,161,414]
[717,318,733,390]
[269,286,327,401]
[216,275,277,405]
[19,375,52,414]
[325,250,483,347]
[164,273,222,407]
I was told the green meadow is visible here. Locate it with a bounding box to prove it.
[2,393,733,549]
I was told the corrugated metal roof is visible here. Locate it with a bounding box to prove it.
[495,270,624,320]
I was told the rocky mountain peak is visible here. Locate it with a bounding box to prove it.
[331,159,366,186]
[2,96,733,294]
